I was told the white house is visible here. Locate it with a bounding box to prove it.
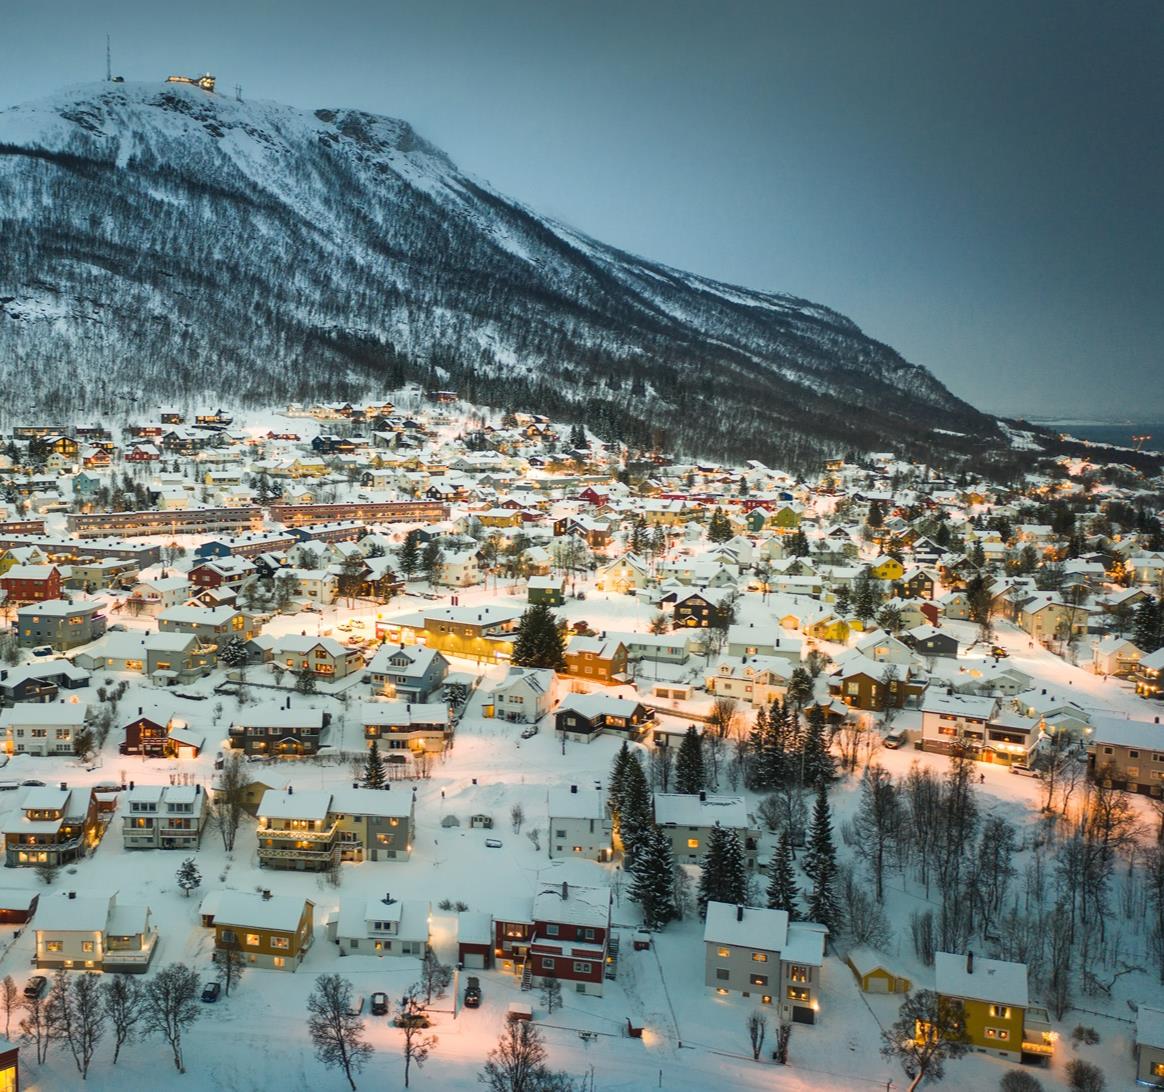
[547,785,611,861]
[329,895,430,957]
[489,666,555,723]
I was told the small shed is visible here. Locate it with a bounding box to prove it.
[457,911,493,970]
[507,1002,532,1022]
[846,946,912,994]
[469,814,493,830]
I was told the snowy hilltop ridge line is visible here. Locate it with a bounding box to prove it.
[0,80,997,468]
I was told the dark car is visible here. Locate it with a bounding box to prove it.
[464,977,481,1008]
[24,976,48,1000]
[371,991,389,1016]
[201,982,221,1003]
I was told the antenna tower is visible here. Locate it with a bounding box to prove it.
[235,83,243,101]
[106,34,111,82]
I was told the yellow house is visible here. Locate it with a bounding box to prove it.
[869,555,904,582]
[846,946,911,994]
[935,951,1054,1062]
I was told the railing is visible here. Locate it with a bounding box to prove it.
[259,826,337,842]
[257,846,336,861]
[1020,1039,1054,1055]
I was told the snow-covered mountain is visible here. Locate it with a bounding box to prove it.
[0,81,998,464]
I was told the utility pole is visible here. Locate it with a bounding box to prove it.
[235,83,243,102]
[105,34,111,82]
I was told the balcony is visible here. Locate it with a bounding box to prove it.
[258,845,336,862]
[259,825,337,842]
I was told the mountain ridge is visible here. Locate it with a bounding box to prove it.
[0,81,1001,469]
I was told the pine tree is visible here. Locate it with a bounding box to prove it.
[804,784,841,935]
[398,529,422,579]
[630,515,649,555]
[707,507,732,543]
[608,742,632,838]
[511,604,566,671]
[628,826,679,929]
[766,830,799,918]
[801,705,835,788]
[421,541,444,586]
[745,705,770,790]
[619,754,654,869]
[1135,596,1163,654]
[219,636,247,668]
[852,569,880,624]
[674,727,705,794]
[175,858,201,898]
[697,825,748,916]
[363,740,386,789]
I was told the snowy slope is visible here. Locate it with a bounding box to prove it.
[0,81,999,466]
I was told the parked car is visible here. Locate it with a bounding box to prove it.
[24,976,48,1000]
[1010,763,1042,779]
[520,725,538,740]
[19,779,45,787]
[883,727,907,749]
[31,646,53,657]
[633,930,652,951]
[348,994,366,1016]
[484,838,503,849]
[394,1011,431,1029]
[371,992,389,1016]
[201,982,221,1003]
[463,977,481,1008]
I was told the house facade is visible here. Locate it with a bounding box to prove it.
[207,891,314,972]
[122,784,209,850]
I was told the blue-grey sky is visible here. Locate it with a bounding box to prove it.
[2,0,1161,418]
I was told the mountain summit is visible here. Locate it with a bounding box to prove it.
[0,81,996,464]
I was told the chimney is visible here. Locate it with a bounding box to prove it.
[288,786,293,795]
[570,784,577,794]
[561,881,569,900]
[736,904,744,922]
[262,889,272,901]
[129,781,135,790]
[68,891,76,900]
[59,781,67,791]
[699,790,706,803]
[1041,688,1047,696]
[966,951,974,974]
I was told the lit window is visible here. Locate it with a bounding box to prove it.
[245,933,261,947]
[687,838,700,849]
[989,1005,1011,1020]
[717,947,730,958]
[787,986,810,1002]
[271,936,290,950]
[751,952,768,963]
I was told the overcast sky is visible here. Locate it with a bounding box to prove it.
[2,0,1161,419]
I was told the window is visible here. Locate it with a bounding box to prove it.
[750,974,768,987]
[760,994,772,1004]
[787,986,810,1002]
[545,924,559,936]
[717,947,731,958]
[272,956,285,969]
[687,838,700,849]
[46,940,62,953]
[1153,1062,1164,1077]
[542,958,555,970]
[81,941,95,953]
[271,936,290,950]
[789,965,809,983]
[751,952,768,963]
[555,830,566,838]
[245,933,261,947]
[220,929,236,945]
[573,961,591,974]
[715,968,730,981]
[989,1005,1011,1020]
[984,1028,1010,1041]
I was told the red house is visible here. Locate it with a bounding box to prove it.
[188,558,255,591]
[527,877,611,996]
[126,444,161,462]
[0,564,61,605]
[577,487,608,507]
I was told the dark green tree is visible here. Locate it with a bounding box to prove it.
[801,705,835,788]
[697,825,748,916]
[803,783,841,934]
[766,830,800,918]
[362,740,386,789]
[628,825,679,929]
[707,507,733,543]
[510,604,567,671]
[618,753,654,869]
[674,727,706,794]
[398,529,422,579]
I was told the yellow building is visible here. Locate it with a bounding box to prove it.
[934,951,1054,1062]
[869,555,904,582]
[846,946,911,994]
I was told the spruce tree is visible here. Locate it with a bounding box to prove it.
[801,705,835,788]
[363,739,386,789]
[398,529,421,579]
[628,825,679,929]
[745,705,770,790]
[1135,596,1162,654]
[619,755,654,870]
[852,569,880,624]
[511,604,566,671]
[608,742,632,834]
[707,507,732,543]
[674,726,705,794]
[766,830,800,918]
[803,783,841,935]
[697,825,748,916]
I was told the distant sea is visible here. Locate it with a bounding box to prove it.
[1033,420,1164,452]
